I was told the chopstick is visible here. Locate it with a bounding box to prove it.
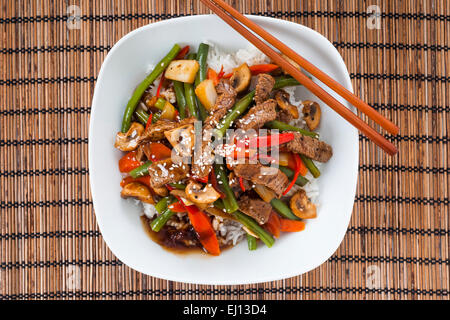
[211,0,399,137]
[200,0,398,156]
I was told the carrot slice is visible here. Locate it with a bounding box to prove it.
[249,63,279,75]
[146,142,172,161]
[264,212,281,238]
[118,151,143,173]
[280,219,305,232]
[168,201,187,213]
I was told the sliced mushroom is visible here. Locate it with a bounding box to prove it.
[152,186,168,197]
[185,181,221,204]
[114,122,145,151]
[121,182,155,204]
[275,90,299,119]
[290,189,316,219]
[164,124,195,157]
[205,206,237,221]
[302,100,321,131]
[230,63,251,93]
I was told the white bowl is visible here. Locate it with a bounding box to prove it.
[89,15,358,285]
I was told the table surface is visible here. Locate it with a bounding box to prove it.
[0,0,448,300]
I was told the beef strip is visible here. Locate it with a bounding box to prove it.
[235,99,277,130]
[229,172,252,198]
[254,73,275,104]
[191,80,238,178]
[233,163,289,198]
[238,195,272,225]
[147,158,190,188]
[283,131,333,162]
[140,117,196,142]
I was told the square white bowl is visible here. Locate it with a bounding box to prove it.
[89,15,359,285]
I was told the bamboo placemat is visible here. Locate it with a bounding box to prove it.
[0,0,448,300]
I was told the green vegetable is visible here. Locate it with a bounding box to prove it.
[152,112,161,123]
[270,198,300,220]
[214,164,239,213]
[151,208,176,232]
[300,155,320,178]
[234,210,275,248]
[215,77,301,138]
[135,109,150,125]
[265,120,318,138]
[247,234,257,251]
[155,196,171,214]
[154,97,166,110]
[184,53,199,119]
[195,43,209,85]
[168,183,186,190]
[129,161,152,178]
[121,44,180,133]
[279,166,309,187]
[215,91,255,138]
[173,80,186,119]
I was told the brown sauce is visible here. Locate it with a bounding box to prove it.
[140,215,233,255]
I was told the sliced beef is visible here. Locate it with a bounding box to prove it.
[238,195,272,225]
[254,73,275,104]
[276,109,294,123]
[283,131,333,162]
[229,172,252,198]
[191,124,215,179]
[235,99,277,130]
[233,163,289,198]
[140,117,196,142]
[147,158,190,188]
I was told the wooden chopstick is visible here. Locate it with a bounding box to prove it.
[200,0,398,156]
[212,0,399,137]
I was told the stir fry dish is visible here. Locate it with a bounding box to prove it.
[115,43,333,255]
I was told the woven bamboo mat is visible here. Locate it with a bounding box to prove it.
[0,0,448,300]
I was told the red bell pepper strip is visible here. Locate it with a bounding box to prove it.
[249,132,294,148]
[249,64,279,75]
[283,153,302,195]
[239,177,246,192]
[175,45,190,59]
[168,201,187,213]
[195,175,209,184]
[287,153,307,176]
[146,142,172,161]
[209,168,226,199]
[118,151,143,173]
[145,113,153,131]
[264,211,281,238]
[169,190,220,256]
[280,218,305,232]
[155,72,165,98]
[223,63,279,78]
[207,68,219,86]
[217,65,225,79]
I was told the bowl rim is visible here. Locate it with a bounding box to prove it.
[89,14,359,285]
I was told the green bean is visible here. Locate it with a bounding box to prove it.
[135,109,150,125]
[155,196,171,214]
[215,91,255,138]
[194,44,210,121]
[129,161,152,178]
[234,210,275,248]
[184,53,199,119]
[154,97,166,110]
[151,208,176,232]
[173,80,186,119]
[195,43,209,85]
[300,155,320,178]
[168,183,186,190]
[279,166,309,187]
[152,112,161,123]
[247,234,257,251]
[265,120,318,138]
[270,198,300,220]
[121,44,180,133]
[215,77,301,138]
[214,164,239,213]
